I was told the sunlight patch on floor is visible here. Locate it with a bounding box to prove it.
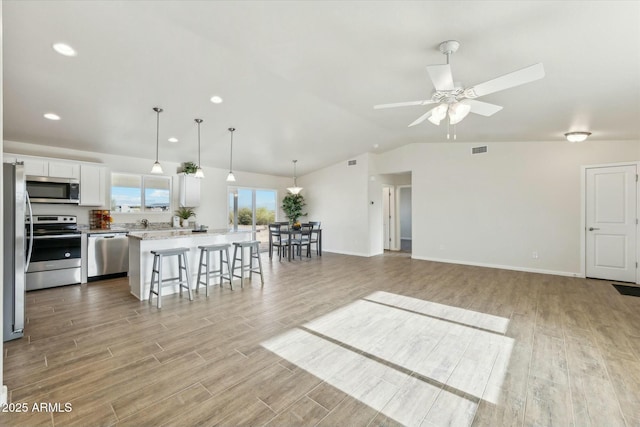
[261,292,513,426]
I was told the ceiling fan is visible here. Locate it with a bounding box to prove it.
[374,40,545,137]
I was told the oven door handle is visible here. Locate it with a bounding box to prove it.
[25,191,34,272]
[32,235,81,240]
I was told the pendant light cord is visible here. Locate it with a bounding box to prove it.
[293,160,297,186]
[153,107,163,162]
[195,119,202,167]
[229,128,235,172]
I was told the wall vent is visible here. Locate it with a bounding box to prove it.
[348,160,357,166]
[472,146,488,154]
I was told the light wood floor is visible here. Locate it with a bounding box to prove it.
[2,252,640,426]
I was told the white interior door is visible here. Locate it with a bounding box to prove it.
[383,187,391,250]
[586,165,637,282]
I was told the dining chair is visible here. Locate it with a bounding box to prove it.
[268,223,288,261]
[307,221,321,256]
[293,223,313,258]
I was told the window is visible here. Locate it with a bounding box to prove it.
[228,187,277,251]
[111,173,171,213]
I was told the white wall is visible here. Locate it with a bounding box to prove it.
[299,153,371,256]
[373,140,640,276]
[4,140,291,229]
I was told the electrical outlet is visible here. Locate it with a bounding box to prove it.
[532,251,539,259]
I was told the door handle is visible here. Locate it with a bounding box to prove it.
[588,227,600,231]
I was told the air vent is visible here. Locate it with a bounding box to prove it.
[348,160,357,166]
[472,146,488,154]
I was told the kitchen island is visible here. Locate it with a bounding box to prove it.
[127,229,251,301]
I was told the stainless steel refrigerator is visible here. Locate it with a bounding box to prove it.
[3,162,32,342]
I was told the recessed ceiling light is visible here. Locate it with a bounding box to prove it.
[168,137,178,143]
[373,144,379,149]
[210,96,223,104]
[52,43,77,57]
[44,113,61,121]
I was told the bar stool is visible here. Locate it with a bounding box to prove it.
[196,243,232,296]
[148,247,193,309]
[231,240,264,288]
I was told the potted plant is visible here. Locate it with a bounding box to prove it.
[181,161,198,175]
[281,193,307,227]
[175,206,196,227]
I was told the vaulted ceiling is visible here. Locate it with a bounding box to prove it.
[4,1,640,176]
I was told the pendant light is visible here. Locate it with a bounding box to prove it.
[194,118,205,178]
[150,107,164,174]
[287,160,303,194]
[226,127,236,182]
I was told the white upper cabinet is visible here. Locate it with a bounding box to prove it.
[22,157,80,179]
[80,164,108,206]
[179,173,201,207]
[23,158,49,176]
[49,161,80,179]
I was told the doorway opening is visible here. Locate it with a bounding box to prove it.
[380,172,412,253]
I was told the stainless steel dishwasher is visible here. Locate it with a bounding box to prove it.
[87,232,129,281]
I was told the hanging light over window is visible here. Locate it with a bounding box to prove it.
[287,160,303,194]
[151,107,164,174]
[194,118,205,178]
[226,127,236,182]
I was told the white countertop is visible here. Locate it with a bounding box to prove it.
[127,229,249,240]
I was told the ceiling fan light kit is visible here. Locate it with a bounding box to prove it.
[565,131,591,143]
[374,40,545,139]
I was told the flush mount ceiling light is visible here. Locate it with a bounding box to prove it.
[565,131,592,143]
[52,42,77,57]
[210,96,223,104]
[194,119,205,178]
[287,160,303,195]
[226,127,236,182]
[150,107,164,174]
[43,113,61,121]
[168,137,178,143]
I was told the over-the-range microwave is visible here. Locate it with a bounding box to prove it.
[26,176,80,204]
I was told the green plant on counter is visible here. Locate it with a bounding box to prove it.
[182,162,198,175]
[176,206,196,219]
[281,193,307,225]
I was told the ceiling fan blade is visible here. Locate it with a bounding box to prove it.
[466,63,545,98]
[462,99,503,116]
[426,64,454,91]
[408,106,439,127]
[373,100,436,109]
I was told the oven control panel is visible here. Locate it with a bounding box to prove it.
[26,215,77,224]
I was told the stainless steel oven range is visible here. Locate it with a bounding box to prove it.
[26,215,81,291]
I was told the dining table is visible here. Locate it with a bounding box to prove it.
[271,227,322,261]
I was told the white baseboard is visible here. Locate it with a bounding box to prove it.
[323,249,370,257]
[410,255,583,278]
